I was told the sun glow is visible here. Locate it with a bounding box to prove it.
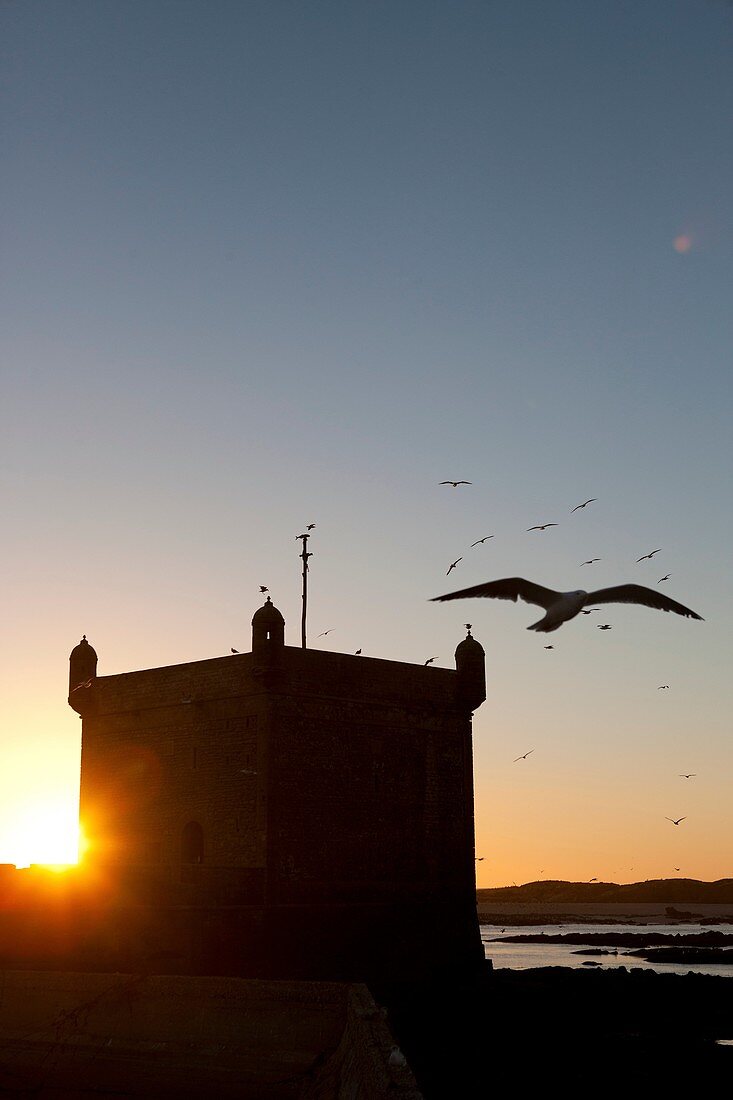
[3,799,80,869]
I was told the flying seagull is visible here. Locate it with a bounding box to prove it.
[658,685,670,690]
[581,559,601,566]
[527,523,558,532]
[658,574,671,583]
[471,535,495,547]
[447,558,462,575]
[597,624,612,630]
[580,607,601,614]
[572,499,597,512]
[306,523,316,530]
[424,656,438,665]
[666,817,686,826]
[636,549,662,562]
[544,645,554,649]
[679,774,696,779]
[440,480,471,487]
[430,577,703,632]
[259,585,269,593]
[514,749,534,762]
[318,629,332,637]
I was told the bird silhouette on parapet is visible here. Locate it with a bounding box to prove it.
[637,548,662,562]
[231,648,239,654]
[355,648,362,655]
[572,498,597,512]
[430,576,703,633]
[440,480,472,487]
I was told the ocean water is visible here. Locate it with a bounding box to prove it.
[481,922,733,979]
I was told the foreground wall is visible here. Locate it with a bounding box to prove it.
[0,971,421,1099]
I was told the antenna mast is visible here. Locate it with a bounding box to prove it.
[296,533,312,648]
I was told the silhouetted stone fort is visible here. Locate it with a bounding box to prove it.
[67,600,486,982]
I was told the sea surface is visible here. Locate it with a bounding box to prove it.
[481,921,733,979]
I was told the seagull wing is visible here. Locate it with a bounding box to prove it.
[431,577,561,609]
[584,585,703,620]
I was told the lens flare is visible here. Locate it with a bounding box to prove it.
[673,234,692,253]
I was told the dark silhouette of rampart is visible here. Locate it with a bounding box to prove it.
[61,600,486,983]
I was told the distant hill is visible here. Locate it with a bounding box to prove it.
[477,879,733,904]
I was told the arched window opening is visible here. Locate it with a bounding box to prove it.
[181,821,204,865]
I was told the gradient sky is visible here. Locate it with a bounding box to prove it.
[1,0,731,881]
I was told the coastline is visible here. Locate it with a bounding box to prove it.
[477,901,733,925]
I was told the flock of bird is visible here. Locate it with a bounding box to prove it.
[432,486,702,635]
[432,482,704,851]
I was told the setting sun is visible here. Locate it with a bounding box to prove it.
[2,799,80,869]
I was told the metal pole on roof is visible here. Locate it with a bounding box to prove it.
[296,532,311,648]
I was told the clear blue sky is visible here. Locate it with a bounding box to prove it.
[1,0,731,879]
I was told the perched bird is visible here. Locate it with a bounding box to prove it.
[665,817,686,826]
[447,558,462,575]
[514,750,534,762]
[355,648,362,655]
[674,867,681,871]
[318,630,332,637]
[658,685,670,690]
[544,645,554,650]
[658,574,671,583]
[636,549,662,562]
[471,535,495,547]
[527,523,558,532]
[440,480,472,487]
[424,656,438,665]
[430,576,702,633]
[230,648,239,654]
[572,499,597,512]
[597,624,613,630]
[581,559,601,566]
[679,774,696,779]
[475,857,485,861]
[306,523,316,530]
[259,585,269,593]
[589,877,598,882]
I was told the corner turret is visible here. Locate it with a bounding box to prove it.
[455,625,486,711]
[68,635,97,712]
[251,597,285,665]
